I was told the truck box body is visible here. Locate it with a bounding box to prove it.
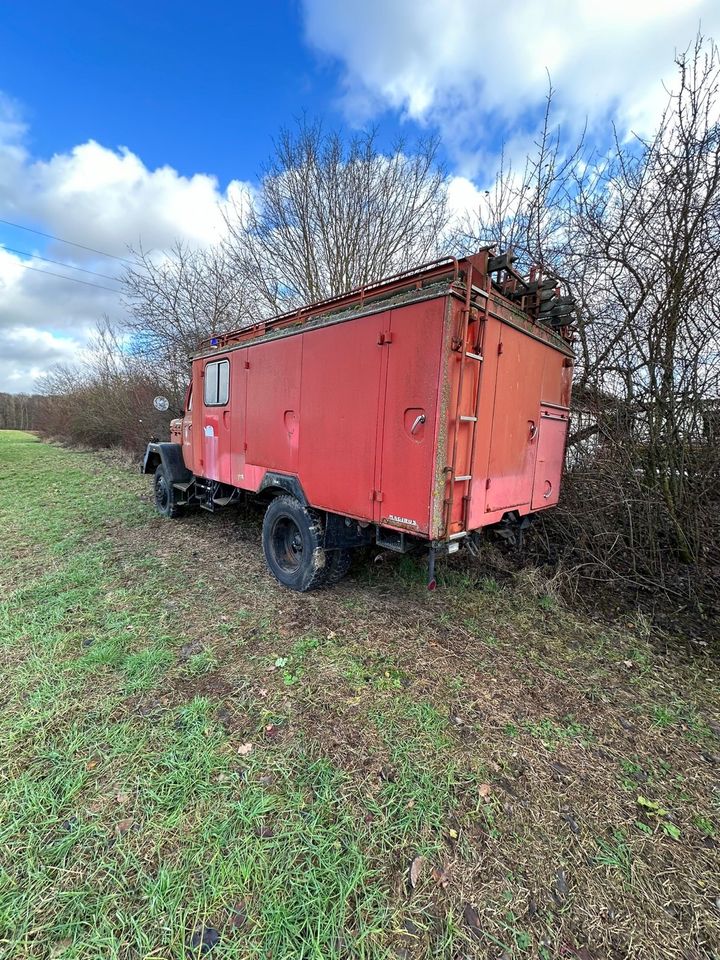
[183,252,574,543]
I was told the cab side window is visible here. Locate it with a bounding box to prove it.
[204,359,229,406]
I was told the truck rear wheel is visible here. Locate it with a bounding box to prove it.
[154,464,181,519]
[323,549,353,585]
[262,495,327,592]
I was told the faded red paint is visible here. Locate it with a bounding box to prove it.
[181,253,574,541]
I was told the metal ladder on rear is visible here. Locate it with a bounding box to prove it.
[443,263,491,538]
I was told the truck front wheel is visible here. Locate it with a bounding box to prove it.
[154,464,181,519]
[262,495,327,592]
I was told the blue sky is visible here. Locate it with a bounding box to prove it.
[1,1,405,185]
[1,0,718,391]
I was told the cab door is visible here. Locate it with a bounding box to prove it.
[200,355,233,484]
[181,384,194,473]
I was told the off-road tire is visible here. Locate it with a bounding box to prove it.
[154,464,181,519]
[262,495,327,592]
[323,548,353,586]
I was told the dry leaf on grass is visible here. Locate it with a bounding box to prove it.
[237,743,253,756]
[478,783,492,799]
[408,855,425,889]
[462,904,483,939]
[226,901,247,930]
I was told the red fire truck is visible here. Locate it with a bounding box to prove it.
[143,249,574,590]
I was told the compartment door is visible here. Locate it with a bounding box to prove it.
[377,301,444,535]
[298,314,384,522]
[531,408,569,509]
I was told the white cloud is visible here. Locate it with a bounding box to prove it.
[0,104,249,392]
[18,141,234,255]
[303,0,719,171]
[447,175,487,220]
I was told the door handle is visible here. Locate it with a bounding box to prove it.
[411,414,426,435]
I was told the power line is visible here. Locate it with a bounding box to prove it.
[12,261,122,294]
[0,244,121,282]
[0,217,134,265]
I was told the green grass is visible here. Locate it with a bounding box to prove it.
[0,435,393,958]
[1,431,719,960]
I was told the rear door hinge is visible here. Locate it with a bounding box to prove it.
[370,489,384,502]
[377,331,393,345]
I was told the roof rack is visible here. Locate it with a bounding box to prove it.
[199,247,574,352]
[199,255,466,351]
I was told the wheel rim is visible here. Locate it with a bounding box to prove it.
[155,475,169,510]
[270,515,304,574]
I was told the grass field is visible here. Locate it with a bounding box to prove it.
[0,430,718,960]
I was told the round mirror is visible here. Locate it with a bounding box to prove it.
[153,396,170,412]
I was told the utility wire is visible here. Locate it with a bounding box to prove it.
[13,261,122,294]
[0,244,120,282]
[0,217,134,265]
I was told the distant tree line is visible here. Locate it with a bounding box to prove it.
[0,392,42,430]
[32,33,720,615]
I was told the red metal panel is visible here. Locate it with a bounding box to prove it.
[531,407,569,509]
[297,314,384,521]
[541,349,573,409]
[245,338,301,476]
[483,325,544,513]
[377,300,445,535]
[230,349,248,487]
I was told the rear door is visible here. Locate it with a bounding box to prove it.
[531,406,569,509]
[484,325,543,514]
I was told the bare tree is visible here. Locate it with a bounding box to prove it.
[122,241,251,387]
[224,120,450,312]
[456,82,585,275]
[36,317,176,452]
[459,35,720,598]
[0,392,39,430]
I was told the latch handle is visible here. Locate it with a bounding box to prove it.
[411,413,426,435]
